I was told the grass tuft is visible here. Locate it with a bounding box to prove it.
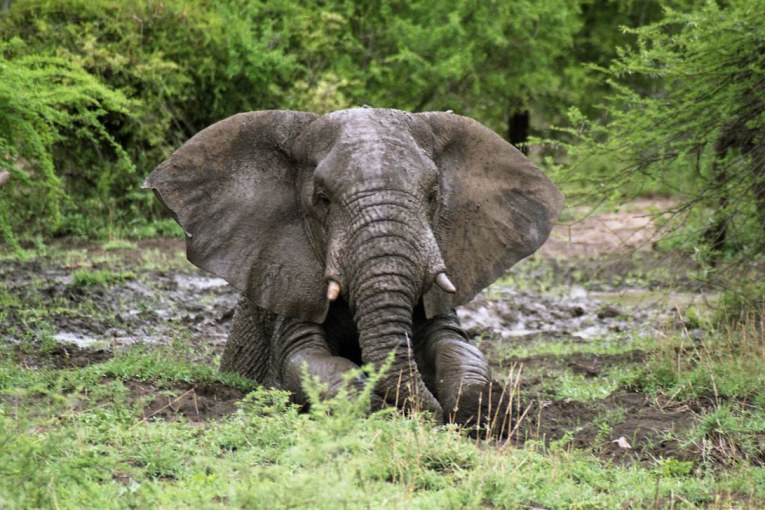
[70,268,136,288]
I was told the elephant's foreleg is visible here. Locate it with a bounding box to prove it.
[274,317,369,407]
[415,311,512,434]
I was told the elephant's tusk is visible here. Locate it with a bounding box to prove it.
[327,280,341,301]
[435,272,456,294]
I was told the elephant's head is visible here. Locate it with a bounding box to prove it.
[144,108,563,413]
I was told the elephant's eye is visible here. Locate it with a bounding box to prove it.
[427,188,438,210]
[314,190,331,213]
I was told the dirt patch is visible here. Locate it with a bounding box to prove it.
[12,344,113,369]
[125,379,245,422]
[521,393,700,466]
[503,350,646,377]
[539,198,678,259]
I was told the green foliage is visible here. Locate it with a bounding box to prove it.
[0,0,598,243]
[694,404,765,466]
[0,37,133,247]
[559,1,765,260]
[70,268,136,288]
[0,1,293,238]
[715,281,765,328]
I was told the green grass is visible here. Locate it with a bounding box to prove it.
[541,367,644,402]
[484,335,653,362]
[2,242,765,508]
[2,347,764,509]
[70,268,136,288]
[101,239,138,251]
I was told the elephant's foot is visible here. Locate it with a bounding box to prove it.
[282,350,368,405]
[276,317,382,411]
[413,311,512,434]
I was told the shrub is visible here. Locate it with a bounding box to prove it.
[558,1,765,263]
[0,0,299,241]
[0,37,133,249]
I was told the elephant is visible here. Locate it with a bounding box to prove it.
[144,108,563,431]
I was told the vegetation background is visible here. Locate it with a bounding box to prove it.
[2,0,762,263]
[2,0,765,507]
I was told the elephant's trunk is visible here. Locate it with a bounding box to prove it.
[343,192,443,418]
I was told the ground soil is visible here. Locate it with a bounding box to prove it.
[125,379,245,422]
[1,199,709,463]
[528,392,701,465]
[539,198,678,259]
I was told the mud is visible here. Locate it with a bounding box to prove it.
[1,242,237,358]
[458,286,670,346]
[526,393,701,466]
[126,379,245,422]
[12,343,113,369]
[0,223,709,464]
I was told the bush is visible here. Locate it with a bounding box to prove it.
[558,1,765,262]
[0,0,299,241]
[0,37,133,249]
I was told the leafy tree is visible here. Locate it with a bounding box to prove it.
[0,0,592,242]
[0,38,133,249]
[3,0,739,246]
[561,0,765,262]
[292,0,585,144]
[0,0,300,237]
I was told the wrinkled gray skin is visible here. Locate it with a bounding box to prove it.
[144,108,563,428]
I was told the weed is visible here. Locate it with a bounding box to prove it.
[643,309,765,404]
[591,406,628,445]
[693,404,765,467]
[70,268,136,288]
[101,239,137,251]
[656,458,695,478]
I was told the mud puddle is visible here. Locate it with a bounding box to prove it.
[1,238,711,464]
[458,283,679,346]
[3,251,679,364]
[1,244,237,359]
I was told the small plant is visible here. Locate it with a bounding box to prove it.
[656,458,695,478]
[101,239,137,251]
[70,268,136,288]
[715,282,765,330]
[693,404,765,467]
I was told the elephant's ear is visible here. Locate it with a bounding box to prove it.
[416,112,564,316]
[143,111,329,323]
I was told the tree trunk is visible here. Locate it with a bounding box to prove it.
[508,109,530,155]
[703,160,728,266]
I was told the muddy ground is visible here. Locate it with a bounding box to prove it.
[0,201,718,464]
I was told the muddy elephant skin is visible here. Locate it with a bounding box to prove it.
[144,108,563,428]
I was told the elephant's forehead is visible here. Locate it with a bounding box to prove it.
[317,109,435,186]
[324,107,411,126]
